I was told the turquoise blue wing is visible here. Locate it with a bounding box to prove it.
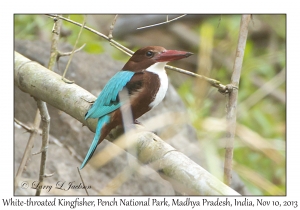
[85,71,135,119]
[80,115,110,169]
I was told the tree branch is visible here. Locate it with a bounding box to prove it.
[57,43,86,57]
[48,16,62,70]
[108,15,118,40]
[35,100,51,196]
[137,14,186,30]
[14,51,239,195]
[15,17,61,195]
[224,15,251,185]
[14,111,41,191]
[62,15,86,83]
[46,14,233,94]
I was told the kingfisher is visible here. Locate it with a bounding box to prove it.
[80,46,193,169]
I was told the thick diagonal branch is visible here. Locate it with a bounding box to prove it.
[15,51,239,195]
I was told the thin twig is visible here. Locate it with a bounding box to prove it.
[14,118,38,133]
[57,43,86,57]
[35,100,51,196]
[14,111,41,191]
[224,15,251,186]
[110,42,132,56]
[165,65,233,92]
[35,16,59,196]
[15,118,82,162]
[108,15,118,40]
[46,14,134,55]
[32,146,48,155]
[46,14,233,93]
[77,167,89,195]
[62,15,86,83]
[137,14,186,30]
[48,17,62,70]
[15,16,61,193]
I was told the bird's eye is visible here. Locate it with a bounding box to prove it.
[146,51,154,57]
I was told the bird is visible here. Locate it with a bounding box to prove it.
[80,46,193,169]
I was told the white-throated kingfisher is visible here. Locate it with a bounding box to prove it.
[80,46,193,169]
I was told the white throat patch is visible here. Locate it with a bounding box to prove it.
[146,62,169,108]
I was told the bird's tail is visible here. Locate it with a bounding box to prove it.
[80,115,110,169]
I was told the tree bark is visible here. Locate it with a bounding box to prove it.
[15,51,239,195]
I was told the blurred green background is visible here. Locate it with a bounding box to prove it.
[14,14,286,195]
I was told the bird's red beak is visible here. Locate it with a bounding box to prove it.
[155,50,193,62]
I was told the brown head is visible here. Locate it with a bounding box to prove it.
[122,46,193,72]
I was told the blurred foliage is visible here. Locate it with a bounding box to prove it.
[14,14,286,195]
[15,15,106,54]
[178,15,286,195]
